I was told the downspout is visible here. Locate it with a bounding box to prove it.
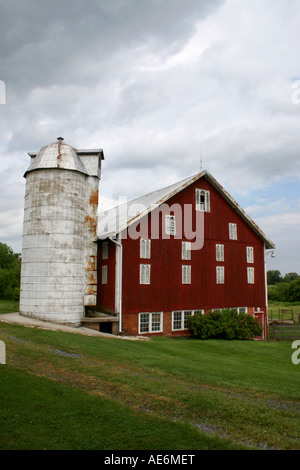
[264,243,268,340]
[109,234,123,333]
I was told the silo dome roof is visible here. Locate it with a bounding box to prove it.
[24,138,88,176]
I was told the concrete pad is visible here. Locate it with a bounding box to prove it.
[0,312,150,341]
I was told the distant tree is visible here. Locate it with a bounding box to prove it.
[283,272,300,283]
[0,243,21,300]
[274,282,291,302]
[267,270,283,285]
[287,279,300,302]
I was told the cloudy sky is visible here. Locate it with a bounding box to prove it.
[0,0,299,275]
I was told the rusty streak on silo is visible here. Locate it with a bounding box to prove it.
[19,138,104,326]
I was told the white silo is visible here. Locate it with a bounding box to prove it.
[19,138,104,326]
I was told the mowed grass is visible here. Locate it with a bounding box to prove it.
[0,322,300,450]
[268,301,300,322]
[0,300,19,314]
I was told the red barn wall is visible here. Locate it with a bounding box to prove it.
[121,177,266,315]
[97,239,116,314]
[96,175,267,337]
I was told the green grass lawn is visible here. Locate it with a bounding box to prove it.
[0,299,19,314]
[268,301,300,322]
[0,321,299,450]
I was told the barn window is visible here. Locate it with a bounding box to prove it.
[237,307,248,314]
[140,238,151,259]
[216,266,225,284]
[182,241,191,260]
[139,312,163,334]
[102,265,107,284]
[246,246,254,263]
[247,267,255,284]
[140,264,151,284]
[194,309,205,315]
[196,189,210,212]
[229,223,237,240]
[216,244,224,262]
[102,242,108,260]
[172,310,194,330]
[182,265,191,284]
[165,215,176,235]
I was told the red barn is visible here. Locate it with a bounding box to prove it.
[96,171,275,339]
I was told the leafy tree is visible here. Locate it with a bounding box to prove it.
[0,243,21,300]
[287,279,300,302]
[267,270,283,285]
[283,272,300,283]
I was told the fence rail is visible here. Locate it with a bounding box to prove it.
[268,323,300,341]
[268,308,296,322]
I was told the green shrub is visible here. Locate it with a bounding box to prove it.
[188,309,263,340]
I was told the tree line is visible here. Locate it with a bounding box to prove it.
[267,270,300,302]
[0,243,21,301]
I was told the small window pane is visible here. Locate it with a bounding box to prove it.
[247,246,254,263]
[229,223,237,240]
[140,239,151,259]
[216,266,225,284]
[151,313,161,331]
[102,242,108,260]
[196,189,210,212]
[194,310,204,315]
[140,313,150,333]
[102,266,107,284]
[182,241,191,260]
[247,267,255,284]
[184,311,192,328]
[182,265,191,284]
[216,244,224,262]
[165,215,176,235]
[173,311,182,330]
[140,264,150,284]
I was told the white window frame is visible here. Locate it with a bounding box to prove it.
[216,244,224,262]
[182,265,191,284]
[216,266,225,284]
[140,264,151,284]
[102,242,108,260]
[229,307,248,314]
[229,223,237,240]
[102,265,107,284]
[246,246,254,264]
[182,241,191,260]
[247,267,255,284]
[172,310,194,331]
[140,238,151,259]
[237,307,248,314]
[194,309,205,315]
[138,312,163,334]
[196,189,210,212]
[165,215,176,235]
